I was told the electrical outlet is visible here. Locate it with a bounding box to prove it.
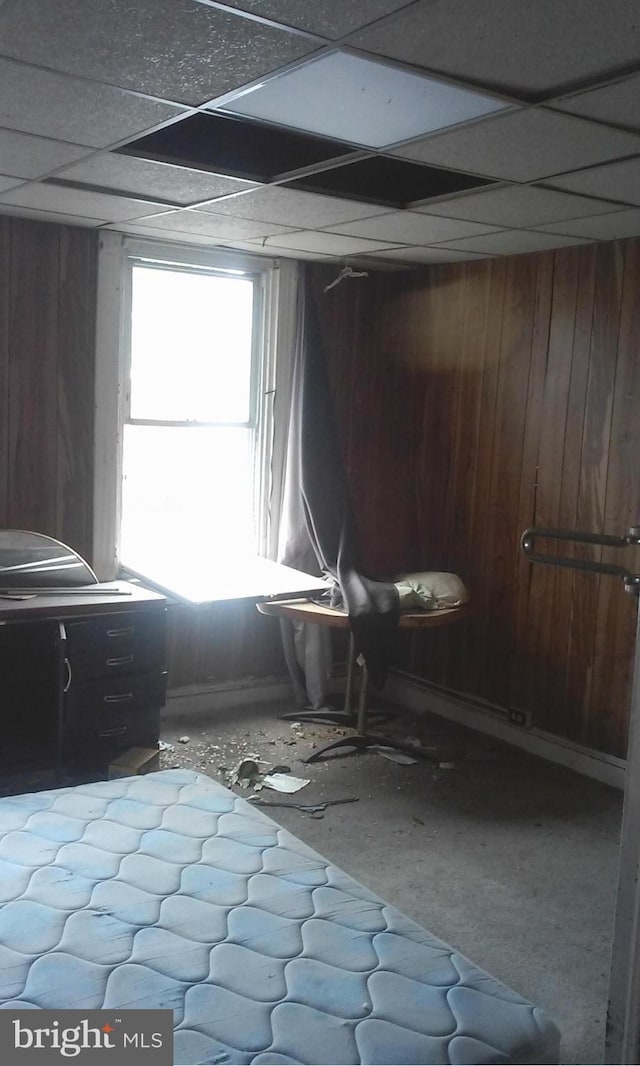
[508,708,532,728]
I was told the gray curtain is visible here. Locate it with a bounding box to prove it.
[277,266,399,701]
[276,270,333,711]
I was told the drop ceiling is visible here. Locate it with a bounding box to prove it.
[1,0,640,267]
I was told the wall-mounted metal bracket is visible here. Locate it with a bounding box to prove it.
[521,526,640,595]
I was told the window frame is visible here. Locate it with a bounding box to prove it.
[93,233,295,583]
[124,255,262,431]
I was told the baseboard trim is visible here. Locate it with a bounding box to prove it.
[164,677,293,715]
[164,675,344,716]
[387,671,626,791]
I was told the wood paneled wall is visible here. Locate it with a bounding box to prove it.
[0,217,97,560]
[5,214,638,733]
[310,239,640,759]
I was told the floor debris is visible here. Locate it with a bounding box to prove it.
[249,795,359,817]
[231,758,262,788]
[262,772,310,793]
[370,745,418,765]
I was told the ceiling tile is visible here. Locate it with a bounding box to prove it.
[551,73,640,133]
[392,108,640,183]
[0,183,174,222]
[219,52,509,149]
[0,128,91,179]
[327,211,502,243]
[436,229,590,255]
[362,245,494,263]
[0,58,188,149]
[0,175,25,194]
[347,0,640,99]
[0,204,107,227]
[224,237,333,260]
[412,184,622,227]
[196,186,389,226]
[208,0,414,38]
[0,0,318,105]
[534,208,640,241]
[547,157,640,206]
[104,221,229,247]
[346,257,413,272]
[257,230,401,254]
[53,155,257,206]
[129,209,296,240]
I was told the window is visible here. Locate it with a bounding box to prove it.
[121,254,264,580]
[93,237,297,586]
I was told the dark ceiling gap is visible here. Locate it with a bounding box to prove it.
[117,111,496,209]
[116,111,359,184]
[282,155,496,209]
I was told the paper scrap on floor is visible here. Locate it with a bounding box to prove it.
[263,772,310,793]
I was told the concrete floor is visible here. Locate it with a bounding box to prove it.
[159,695,622,1066]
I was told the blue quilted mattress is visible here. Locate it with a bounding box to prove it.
[0,768,560,1064]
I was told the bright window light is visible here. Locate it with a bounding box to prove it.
[130,265,254,423]
[120,261,262,581]
[120,424,256,575]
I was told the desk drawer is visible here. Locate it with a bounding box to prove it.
[64,707,160,763]
[65,670,167,723]
[65,610,166,679]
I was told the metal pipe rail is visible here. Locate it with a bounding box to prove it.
[521,526,640,594]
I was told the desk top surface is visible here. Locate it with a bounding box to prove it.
[257,598,472,628]
[0,580,165,622]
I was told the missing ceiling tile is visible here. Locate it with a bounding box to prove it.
[283,155,495,208]
[117,112,357,183]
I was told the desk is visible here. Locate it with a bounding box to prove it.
[0,581,167,781]
[257,599,471,761]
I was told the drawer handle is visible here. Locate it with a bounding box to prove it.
[99,725,129,738]
[106,655,134,667]
[106,626,134,638]
[103,692,133,703]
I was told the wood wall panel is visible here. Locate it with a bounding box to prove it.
[7,220,60,537]
[311,238,640,760]
[0,217,97,561]
[56,226,98,555]
[452,263,505,696]
[549,249,596,743]
[588,240,640,755]
[481,256,538,707]
[0,222,8,526]
[509,253,555,716]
